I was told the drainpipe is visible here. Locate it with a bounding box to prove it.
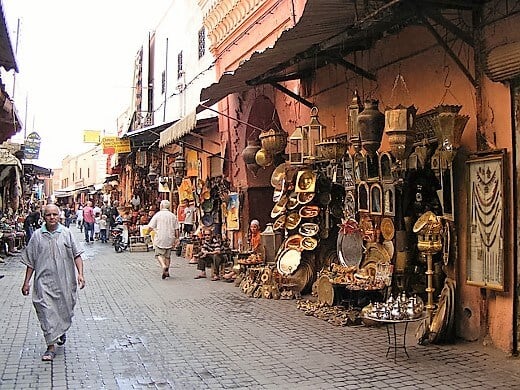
[163,37,169,122]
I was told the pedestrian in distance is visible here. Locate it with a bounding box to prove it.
[83,201,95,243]
[20,203,85,362]
[99,214,108,243]
[147,199,180,279]
[76,204,84,232]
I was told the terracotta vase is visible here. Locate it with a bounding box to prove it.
[357,99,385,159]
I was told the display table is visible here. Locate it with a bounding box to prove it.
[366,314,428,361]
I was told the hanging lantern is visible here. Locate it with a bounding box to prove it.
[301,106,326,160]
[173,153,186,176]
[147,166,158,183]
[288,126,304,165]
[432,105,469,165]
[259,128,287,155]
[357,99,385,159]
[347,90,364,146]
[384,104,417,163]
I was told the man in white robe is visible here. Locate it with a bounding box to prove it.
[21,203,85,362]
[147,199,179,279]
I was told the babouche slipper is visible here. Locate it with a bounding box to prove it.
[42,349,56,361]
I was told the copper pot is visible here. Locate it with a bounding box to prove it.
[260,128,287,154]
[255,148,273,167]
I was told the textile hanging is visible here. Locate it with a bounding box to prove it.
[226,192,240,231]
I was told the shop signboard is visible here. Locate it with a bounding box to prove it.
[83,130,102,143]
[24,132,41,160]
[101,137,131,154]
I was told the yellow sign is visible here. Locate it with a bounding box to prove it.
[101,137,131,154]
[83,130,102,143]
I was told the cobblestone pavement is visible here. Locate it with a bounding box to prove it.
[1,229,519,389]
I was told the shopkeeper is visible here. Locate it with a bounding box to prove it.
[223,219,263,282]
[248,219,262,252]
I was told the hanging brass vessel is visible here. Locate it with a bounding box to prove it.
[259,128,287,155]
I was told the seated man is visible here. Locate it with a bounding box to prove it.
[194,230,224,281]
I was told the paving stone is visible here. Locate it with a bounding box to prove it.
[1,230,520,389]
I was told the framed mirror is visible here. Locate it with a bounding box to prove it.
[357,181,369,212]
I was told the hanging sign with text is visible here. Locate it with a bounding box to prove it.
[24,132,41,160]
[101,137,131,154]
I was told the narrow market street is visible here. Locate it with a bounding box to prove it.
[1,229,519,390]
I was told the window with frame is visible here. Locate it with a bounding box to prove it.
[198,27,205,59]
[177,51,183,79]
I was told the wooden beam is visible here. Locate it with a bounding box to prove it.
[270,82,314,108]
[423,9,474,46]
[418,13,477,87]
[327,55,377,81]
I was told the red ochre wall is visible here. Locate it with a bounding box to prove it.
[212,1,516,352]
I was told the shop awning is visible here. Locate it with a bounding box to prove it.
[0,3,18,72]
[22,163,52,177]
[54,191,73,198]
[122,121,176,149]
[159,112,218,148]
[159,111,197,147]
[200,0,477,107]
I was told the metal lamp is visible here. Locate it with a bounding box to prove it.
[347,91,364,154]
[288,126,304,165]
[301,106,326,160]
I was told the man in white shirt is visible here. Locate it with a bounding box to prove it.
[147,200,180,279]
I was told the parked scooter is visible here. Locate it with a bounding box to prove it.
[112,218,129,253]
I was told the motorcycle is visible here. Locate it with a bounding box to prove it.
[112,221,129,253]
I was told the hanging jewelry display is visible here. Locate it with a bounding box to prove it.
[466,150,505,291]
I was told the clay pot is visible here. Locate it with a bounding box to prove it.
[357,99,385,159]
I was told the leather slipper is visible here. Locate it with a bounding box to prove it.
[42,349,56,362]
[194,275,206,279]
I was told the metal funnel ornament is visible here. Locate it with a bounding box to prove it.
[432,105,469,165]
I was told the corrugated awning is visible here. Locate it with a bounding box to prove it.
[200,0,408,107]
[0,3,18,72]
[200,0,480,107]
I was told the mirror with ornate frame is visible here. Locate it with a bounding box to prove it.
[383,184,396,217]
[370,183,383,215]
[357,181,369,212]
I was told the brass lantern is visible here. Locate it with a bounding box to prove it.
[348,90,364,154]
[384,104,417,163]
[173,152,186,176]
[288,126,304,165]
[301,106,326,160]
